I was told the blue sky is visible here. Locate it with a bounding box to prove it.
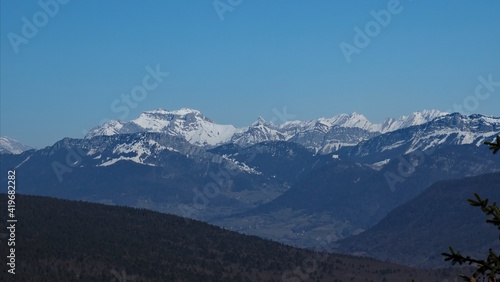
[1,0,499,148]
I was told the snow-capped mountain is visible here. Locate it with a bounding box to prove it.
[231,117,288,147]
[86,109,238,147]
[85,108,447,153]
[338,113,500,164]
[280,109,445,134]
[0,136,32,154]
[276,110,446,153]
[375,109,446,133]
[280,112,374,133]
[277,113,375,153]
[85,120,125,137]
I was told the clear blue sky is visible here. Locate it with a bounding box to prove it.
[1,0,499,148]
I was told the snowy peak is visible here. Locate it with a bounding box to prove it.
[328,112,374,131]
[0,136,32,154]
[277,110,445,153]
[280,112,372,132]
[134,108,210,127]
[252,116,269,127]
[232,117,286,147]
[86,120,125,138]
[86,108,237,147]
[158,108,202,116]
[378,109,447,133]
[131,108,209,131]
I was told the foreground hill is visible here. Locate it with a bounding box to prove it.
[334,171,500,268]
[0,194,459,281]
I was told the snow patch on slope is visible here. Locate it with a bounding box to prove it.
[98,139,167,167]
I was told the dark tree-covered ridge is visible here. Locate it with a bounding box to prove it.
[0,194,458,282]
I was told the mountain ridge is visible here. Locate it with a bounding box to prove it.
[337,112,500,164]
[85,108,449,153]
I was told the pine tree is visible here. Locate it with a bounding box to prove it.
[485,136,500,155]
[442,135,500,282]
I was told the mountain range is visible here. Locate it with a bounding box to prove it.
[1,108,499,271]
[83,108,447,153]
[337,113,500,164]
